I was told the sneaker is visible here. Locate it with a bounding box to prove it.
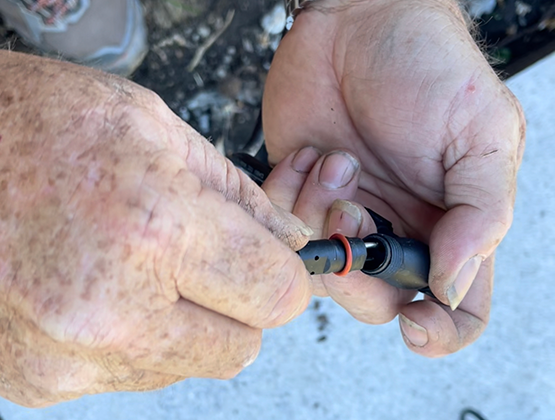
[0,0,148,76]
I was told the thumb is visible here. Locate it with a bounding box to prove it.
[430,106,525,310]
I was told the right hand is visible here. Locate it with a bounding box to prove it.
[0,52,313,407]
[263,0,525,357]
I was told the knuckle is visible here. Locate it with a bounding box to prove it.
[430,308,488,357]
[118,84,167,115]
[136,90,166,114]
[140,87,165,107]
[441,324,486,356]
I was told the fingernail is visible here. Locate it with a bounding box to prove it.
[291,147,321,173]
[399,314,428,347]
[318,151,359,189]
[447,255,483,311]
[299,224,314,237]
[326,199,362,236]
[242,348,260,368]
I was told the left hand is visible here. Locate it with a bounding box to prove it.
[0,52,313,406]
[262,0,525,357]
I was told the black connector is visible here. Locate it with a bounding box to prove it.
[230,153,271,186]
[231,152,435,297]
[296,233,433,297]
[361,233,430,290]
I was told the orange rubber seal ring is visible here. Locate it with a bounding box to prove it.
[330,233,352,277]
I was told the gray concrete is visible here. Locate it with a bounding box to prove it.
[1,54,554,420]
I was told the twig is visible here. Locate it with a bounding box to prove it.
[187,9,235,72]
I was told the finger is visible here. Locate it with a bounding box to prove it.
[292,150,361,238]
[166,122,314,250]
[150,168,313,329]
[430,101,524,309]
[129,298,263,379]
[0,316,186,407]
[262,146,322,212]
[31,303,259,402]
[286,150,361,296]
[100,370,184,393]
[323,200,416,324]
[398,256,494,357]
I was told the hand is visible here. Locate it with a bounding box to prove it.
[263,0,525,356]
[0,52,313,407]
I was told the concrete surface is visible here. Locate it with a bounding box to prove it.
[1,54,554,420]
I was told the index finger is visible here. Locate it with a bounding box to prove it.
[145,167,314,330]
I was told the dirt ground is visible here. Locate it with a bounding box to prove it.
[1,0,554,156]
[134,0,281,156]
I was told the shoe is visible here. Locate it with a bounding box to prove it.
[0,0,148,76]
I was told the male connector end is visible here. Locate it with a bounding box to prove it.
[297,236,368,276]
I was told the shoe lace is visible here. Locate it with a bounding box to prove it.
[20,0,80,24]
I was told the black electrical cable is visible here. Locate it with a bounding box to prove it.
[240,109,266,158]
[460,408,489,420]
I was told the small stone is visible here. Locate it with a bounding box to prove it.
[261,3,286,35]
[193,72,204,88]
[465,0,496,17]
[198,114,210,133]
[515,1,532,16]
[179,107,191,121]
[220,76,242,99]
[269,34,281,52]
[213,16,224,30]
[242,37,254,53]
[215,67,228,79]
[197,24,211,38]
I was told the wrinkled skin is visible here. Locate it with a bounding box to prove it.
[263,0,525,356]
[0,0,526,407]
[0,51,313,407]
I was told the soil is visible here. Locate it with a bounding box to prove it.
[134,0,281,156]
[1,0,554,154]
[477,0,555,75]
